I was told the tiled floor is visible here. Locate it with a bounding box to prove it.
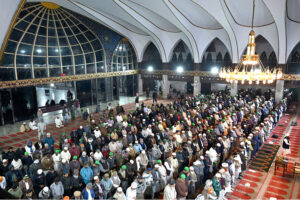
[0,96,148,137]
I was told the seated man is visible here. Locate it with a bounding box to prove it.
[20,122,30,132]
[29,119,38,130]
[55,116,64,128]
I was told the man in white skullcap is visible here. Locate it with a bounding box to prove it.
[230,157,241,186]
[60,146,71,162]
[221,162,232,193]
[136,150,148,171]
[164,156,174,181]
[113,187,126,200]
[38,186,51,199]
[171,152,179,174]
[126,182,137,200]
[202,179,217,200]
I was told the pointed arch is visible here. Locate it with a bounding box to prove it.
[260,51,268,67]
[201,37,230,62]
[141,42,162,70]
[169,40,193,70]
[268,51,277,68]
[216,52,223,63]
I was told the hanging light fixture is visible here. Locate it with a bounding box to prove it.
[219,0,282,84]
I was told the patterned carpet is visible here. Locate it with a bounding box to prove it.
[0,98,171,150]
[249,144,280,172]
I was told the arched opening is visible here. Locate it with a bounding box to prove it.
[201,38,232,71]
[260,51,268,67]
[169,40,194,71]
[268,51,277,68]
[241,35,277,69]
[141,42,162,70]
[287,42,300,74]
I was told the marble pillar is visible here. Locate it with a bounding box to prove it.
[275,80,284,104]
[162,75,169,99]
[193,76,201,96]
[138,74,143,95]
[230,81,238,96]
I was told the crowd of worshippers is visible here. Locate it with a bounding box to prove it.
[0,90,289,200]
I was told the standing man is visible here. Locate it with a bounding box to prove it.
[175,174,188,200]
[38,119,46,140]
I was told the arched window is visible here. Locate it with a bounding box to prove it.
[291,51,300,63]
[268,51,277,68]
[169,40,193,70]
[111,38,137,71]
[216,52,223,64]
[260,52,268,67]
[206,53,212,63]
[0,2,106,80]
[142,42,162,70]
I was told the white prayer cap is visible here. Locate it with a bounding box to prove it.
[129,143,133,146]
[142,150,146,154]
[217,143,221,147]
[93,176,99,180]
[222,163,228,168]
[130,160,134,164]
[219,168,225,173]
[2,159,8,163]
[47,133,51,136]
[90,152,93,156]
[198,134,202,137]
[80,125,83,128]
[92,120,95,123]
[247,141,251,144]
[64,146,68,150]
[155,164,159,168]
[131,182,138,189]
[203,134,206,137]
[189,166,194,171]
[88,138,93,142]
[230,137,234,140]
[215,173,221,178]
[135,141,138,144]
[82,151,86,156]
[143,119,146,121]
[43,186,49,193]
[62,159,67,163]
[205,179,212,186]
[205,151,209,155]
[234,157,239,161]
[249,134,253,137]
[37,169,43,175]
[34,159,39,164]
[240,142,245,146]
[200,156,204,160]
[126,148,130,152]
[117,187,123,192]
[188,141,192,144]
[172,152,176,156]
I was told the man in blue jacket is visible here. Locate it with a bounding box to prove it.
[80,162,94,185]
[82,183,95,200]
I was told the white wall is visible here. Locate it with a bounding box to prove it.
[169,81,187,93]
[211,83,228,91]
[36,86,75,107]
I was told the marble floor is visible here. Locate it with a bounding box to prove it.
[0,95,147,137]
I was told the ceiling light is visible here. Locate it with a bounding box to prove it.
[211,67,219,75]
[176,66,184,73]
[20,50,26,54]
[36,49,42,53]
[147,66,153,72]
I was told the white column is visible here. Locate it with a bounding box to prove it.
[162,75,169,99]
[193,76,201,96]
[275,80,284,104]
[138,74,143,95]
[230,81,238,96]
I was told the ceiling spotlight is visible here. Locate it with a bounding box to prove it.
[36,49,42,53]
[176,66,184,73]
[147,66,154,72]
[211,66,219,75]
[50,83,55,87]
[20,50,26,54]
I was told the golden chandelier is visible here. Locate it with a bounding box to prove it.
[219,0,282,84]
